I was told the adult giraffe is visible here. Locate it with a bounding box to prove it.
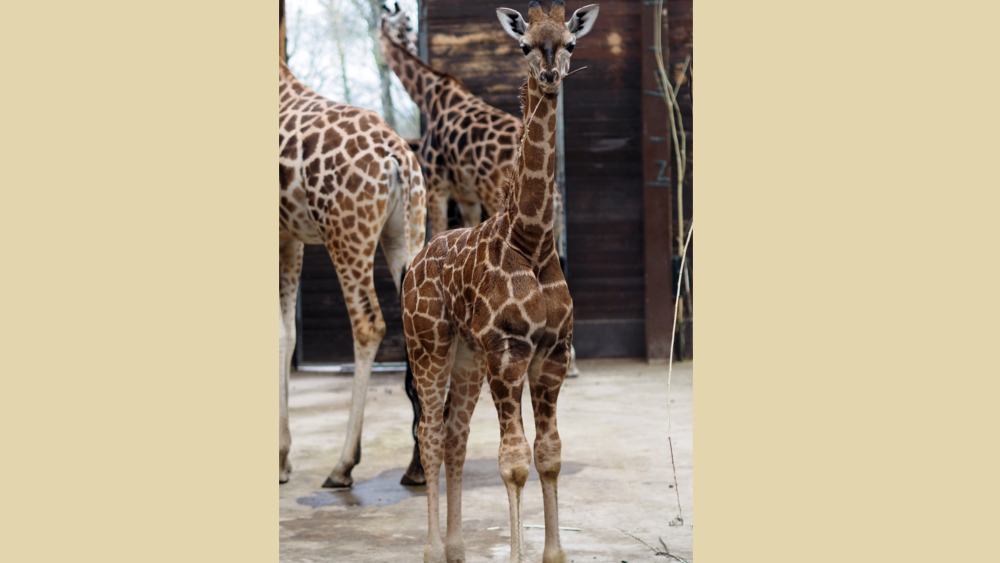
[401,3,598,561]
[279,60,428,488]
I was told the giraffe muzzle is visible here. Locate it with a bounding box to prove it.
[540,70,559,84]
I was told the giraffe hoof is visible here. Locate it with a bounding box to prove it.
[542,548,567,563]
[401,453,426,486]
[279,469,290,484]
[322,474,354,488]
[400,471,426,486]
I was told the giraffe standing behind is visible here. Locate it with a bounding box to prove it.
[379,4,567,248]
[401,3,599,562]
[279,60,427,488]
[381,4,580,377]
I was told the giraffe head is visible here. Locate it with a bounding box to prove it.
[497,1,599,95]
[380,2,419,55]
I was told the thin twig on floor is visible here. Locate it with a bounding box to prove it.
[485,525,582,531]
[658,537,690,563]
[614,527,689,563]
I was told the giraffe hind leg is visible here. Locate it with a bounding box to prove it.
[279,238,304,484]
[321,219,386,488]
[412,336,456,563]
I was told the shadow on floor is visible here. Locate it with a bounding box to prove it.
[297,458,586,508]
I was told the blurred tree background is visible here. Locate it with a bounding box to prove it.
[285,0,421,139]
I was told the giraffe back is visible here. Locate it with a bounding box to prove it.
[278,62,425,262]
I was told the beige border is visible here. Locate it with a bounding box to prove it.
[698,1,1000,560]
[4,2,274,562]
[6,1,1000,561]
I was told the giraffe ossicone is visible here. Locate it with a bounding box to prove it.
[401,4,599,562]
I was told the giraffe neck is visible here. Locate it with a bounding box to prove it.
[380,30,461,119]
[505,76,559,265]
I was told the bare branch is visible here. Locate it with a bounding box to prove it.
[613,527,689,563]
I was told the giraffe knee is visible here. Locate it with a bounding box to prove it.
[534,442,562,481]
[535,457,561,481]
[500,446,532,488]
[502,463,531,489]
[353,320,386,348]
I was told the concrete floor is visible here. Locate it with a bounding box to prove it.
[279,359,693,563]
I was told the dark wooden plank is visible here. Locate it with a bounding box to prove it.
[573,320,645,358]
[297,244,407,363]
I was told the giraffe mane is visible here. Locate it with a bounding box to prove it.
[514,77,529,155]
[517,77,529,123]
[497,77,532,216]
[497,166,519,214]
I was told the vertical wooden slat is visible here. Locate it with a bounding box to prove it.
[641,2,674,361]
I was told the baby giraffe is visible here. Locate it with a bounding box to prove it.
[401,3,599,562]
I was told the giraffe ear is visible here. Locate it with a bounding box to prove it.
[497,8,527,40]
[566,4,600,39]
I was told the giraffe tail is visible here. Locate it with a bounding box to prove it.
[389,143,427,486]
[395,148,427,263]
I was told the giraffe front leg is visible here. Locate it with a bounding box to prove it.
[443,341,485,563]
[529,343,571,563]
[486,343,533,563]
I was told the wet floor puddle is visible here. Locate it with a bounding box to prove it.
[297,458,584,508]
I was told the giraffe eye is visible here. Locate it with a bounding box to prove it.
[566,43,575,53]
[521,45,531,56]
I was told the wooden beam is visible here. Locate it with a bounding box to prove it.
[641,2,675,361]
